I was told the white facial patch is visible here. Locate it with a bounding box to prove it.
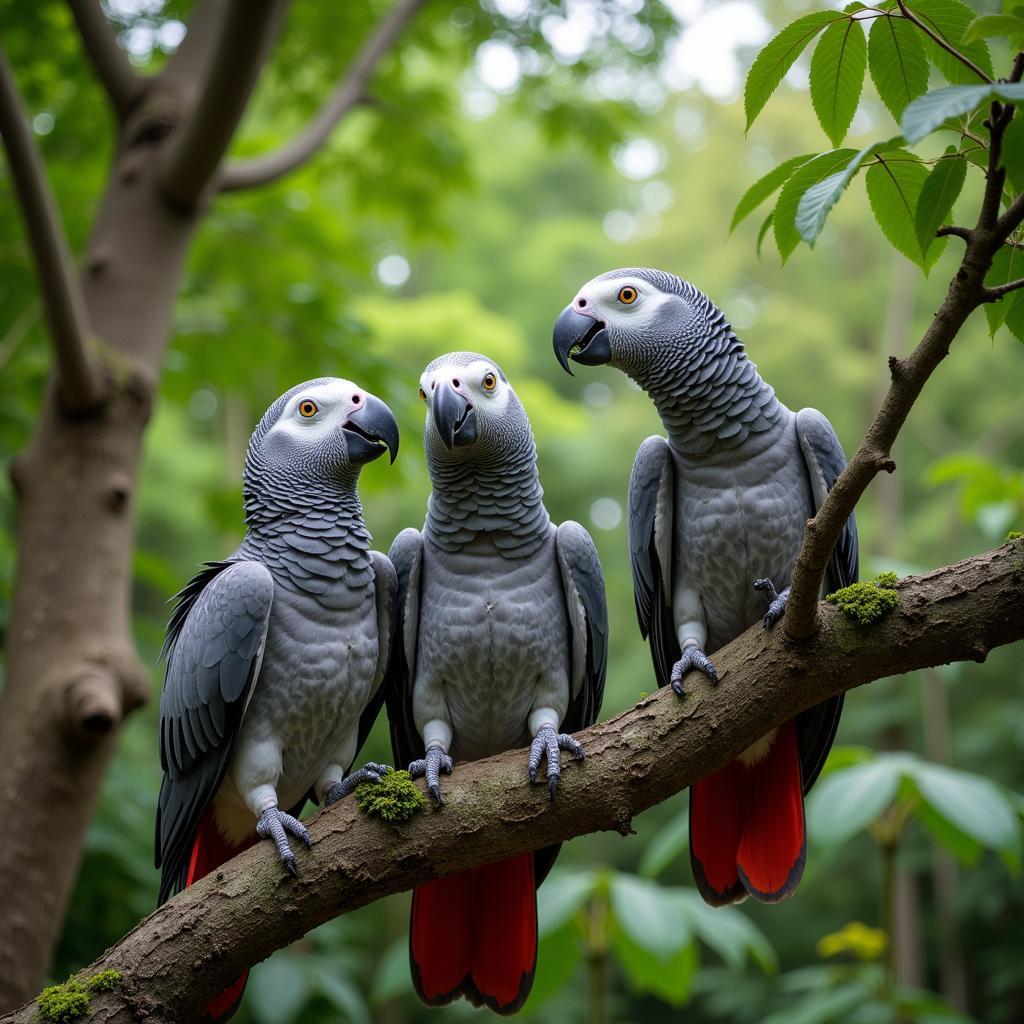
[422,359,512,418]
[577,277,676,335]
[266,378,359,444]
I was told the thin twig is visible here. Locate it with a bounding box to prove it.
[936,225,972,241]
[219,0,425,192]
[65,0,143,121]
[895,0,993,83]
[159,0,288,211]
[0,50,103,413]
[982,278,1024,300]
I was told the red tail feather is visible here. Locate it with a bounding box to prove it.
[186,808,255,1022]
[411,853,537,1015]
[690,719,806,905]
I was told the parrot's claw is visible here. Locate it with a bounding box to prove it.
[323,762,393,808]
[409,747,454,806]
[670,645,718,696]
[256,807,312,877]
[753,578,790,630]
[528,726,584,800]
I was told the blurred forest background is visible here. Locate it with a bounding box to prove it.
[1,1,1023,1022]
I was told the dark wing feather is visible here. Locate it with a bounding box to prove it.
[352,551,398,761]
[628,436,679,689]
[794,408,859,793]
[155,560,273,904]
[384,528,424,771]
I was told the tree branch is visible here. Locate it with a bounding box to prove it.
[983,277,1024,300]
[65,0,143,121]
[784,88,1020,640]
[0,50,103,414]
[219,0,425,193]
[159,0,288,212]
[895,0,993,83]
[3,544,1022,1024]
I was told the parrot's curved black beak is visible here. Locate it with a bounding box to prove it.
[553,305,611,376]
[342,393,400,464]
[432,380,477,449]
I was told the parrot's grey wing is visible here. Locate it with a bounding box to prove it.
[352,551,398,763]
[155,560,273,904]
[555,521,608,731]
[794,408,860,793]
[384,528,424,770]
[628,436,679,690]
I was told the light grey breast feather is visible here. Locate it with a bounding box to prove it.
[555,521,608,728]
[384,527,424,770]
[155,560,273,903]
[627,435,679,690]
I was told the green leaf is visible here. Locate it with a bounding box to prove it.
[910,0,994,84]
[1002,118,1024,193]
[809,18,868,146]
[963,12,1024,48]
[993,83,1024,104]
[526,922,584,1010]
[677,891,778,973]
[865,149,946,267]
[745,12,847,130]
[609,873,690,956]
[906,761,1023,861]
[611,926,699,1006]
[869,15,929,120]
[984,243,1024,336]
[901,84,992,143]
[914,152,967,252]
[537,869,596,936]
[730,153,816,233]
[797,138,901,243]
[1005,289,1024,344]
[639,814,689,878]
[756,210,774,258]
[775,149,860,259]
[806,758,901,845]
[247,955,311,1024]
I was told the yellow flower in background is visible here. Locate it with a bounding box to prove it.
[817,922,888,962]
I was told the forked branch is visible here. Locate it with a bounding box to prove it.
[65,0,143,121]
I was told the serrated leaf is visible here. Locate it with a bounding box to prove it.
[806,759,902,845]
[901,84,992,143]
[866,150,945,267]
[1005,291,1024,344]
[756,210,774,258]
[869,15,929,120]
[796,137,902,243]
[1002,118,1024,193]
[730,153,816,232]
[963,12,1024,47]
[774,149,859,259]
[984,243,1024,335]
[745,12,847,130]
[914,153,967,251]
[911,0,994,84]
[810,19,868,145]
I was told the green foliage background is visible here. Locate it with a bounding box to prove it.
[1,1,1023,1022]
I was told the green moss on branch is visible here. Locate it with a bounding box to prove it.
[355,769,426,823]
[37,980,88,1023]
[826,572,900,626]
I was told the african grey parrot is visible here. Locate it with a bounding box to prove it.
[554,269,857,906]
[155,377,399,1020]
[386,352,607,1014]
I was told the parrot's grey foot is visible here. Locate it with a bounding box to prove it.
[753,578,790,629]
[256,807,312,878]
[323,761,392,808]
[408,747,454,806]
[670,645,718,696]
[528,726,584,800]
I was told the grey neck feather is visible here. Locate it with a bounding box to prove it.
[612,275,783,456]
[423,422,550,560]
[239,450,374,606]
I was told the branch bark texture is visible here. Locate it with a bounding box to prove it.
[219,0,425,192]
[4,543,1021,1024]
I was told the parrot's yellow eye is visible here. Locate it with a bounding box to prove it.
[618,286,638,305]
[482,372,497,392]
[418,387,427,402]
[298,400,318,418]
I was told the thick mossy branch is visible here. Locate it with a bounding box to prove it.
[826,572,900,626]
[1007,531,1023,541]
[355,769,426,823]
[85,972,120,994]
[3,545,1022,1024]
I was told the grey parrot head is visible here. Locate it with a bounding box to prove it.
[418,352,532,463]
[245,377,399,491]
[552,268,736,379]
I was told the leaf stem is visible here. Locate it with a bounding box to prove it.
[895,0,993,84]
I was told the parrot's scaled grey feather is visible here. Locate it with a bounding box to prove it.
[626,435,679,690]
[384,527,423,772]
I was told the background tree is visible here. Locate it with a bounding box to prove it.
[1,1,1023,1023]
